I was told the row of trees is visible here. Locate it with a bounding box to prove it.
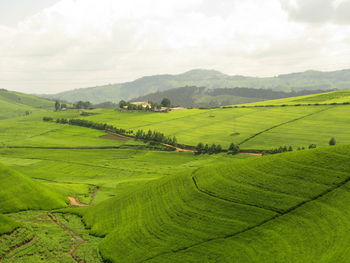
[269,138,336,154]
[54,101,92,111]
[135,130,178,146]
[119,98,171,111]
[43,117,132,135]
[195,142,240,155]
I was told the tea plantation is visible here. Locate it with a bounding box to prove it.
[1,89,350,262]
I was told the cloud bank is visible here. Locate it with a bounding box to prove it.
[0,0,350,93]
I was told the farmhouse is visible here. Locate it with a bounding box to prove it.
[129,101,151,108]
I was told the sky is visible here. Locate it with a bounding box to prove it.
[1,0,350,94]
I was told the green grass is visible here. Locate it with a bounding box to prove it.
[0,211,102,262]
[240,89,350,106]
[0,148,250,204]
[0,215,19,235]
[0,89,54,120]
[79,144,350,262]
[0,162,67,213]
[77,104,350,150]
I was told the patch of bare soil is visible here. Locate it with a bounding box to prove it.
[100,133,130,141]
[68,196,89,207]
[241,152,263,157]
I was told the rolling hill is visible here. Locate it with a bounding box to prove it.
[0,162,67,213]
[0,89,54,120]
[40,68,350,104]
[131,86,331,108]
[0,214,18,235]
[81,144,350,263]
[238,89,350,107]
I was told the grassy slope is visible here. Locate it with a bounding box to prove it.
[240,89,350,106]
[81,145,350,262]
[83,104,350,149]
[0,148,249,204]
[0,89,53,120]
[0,163,67,213]
[0,214,18,235]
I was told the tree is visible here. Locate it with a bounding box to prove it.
[119,100,127,108]
[204,144,209,153]
[228,143,240,154]
[55,101,61,111]
[208,144,217,154]
[161,98,171,108]
[329,137,336,146]
[288,146,293,152]
[196,143,204,154]
[308,144,317,149]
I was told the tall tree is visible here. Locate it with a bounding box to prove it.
[54,101,61,111]
[329,137,336,146]
[161,98,171,107]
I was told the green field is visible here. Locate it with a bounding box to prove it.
[79,145,350,262]
[2,89,350,262]
[79,104,350,150]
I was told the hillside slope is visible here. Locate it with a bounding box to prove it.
[238,89,350,106]
[0,214,18,235]
[82,145,350,263]
[41,68,350,103]
[0,89,54,119]
[0,163,67,213]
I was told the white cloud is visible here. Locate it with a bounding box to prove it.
[0,0,350,93]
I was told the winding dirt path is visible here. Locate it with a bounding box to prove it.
[47,212,85,263]
[68,186,100,207]
[241,152,263,157]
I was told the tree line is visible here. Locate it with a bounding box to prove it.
[43,117,178,147]
[43,117,132,135]
[55,101,93,111]
[195,142,240,155]
[268,138,336,154]
[119,98,171,111]
[135,130,178,146]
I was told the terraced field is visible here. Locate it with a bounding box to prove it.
[81,145,350,263]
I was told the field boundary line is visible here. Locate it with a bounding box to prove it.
[140,164,350,262]
[238,106,333,146]
[0,234,36,260]
[192,176,283,213]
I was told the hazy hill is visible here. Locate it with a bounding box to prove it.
[131,86,331,108]
[40,68,350,104]
[239,89,350,107]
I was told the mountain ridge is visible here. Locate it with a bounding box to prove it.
[39,68,350,103]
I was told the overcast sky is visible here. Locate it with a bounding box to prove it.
[1,0,350,94]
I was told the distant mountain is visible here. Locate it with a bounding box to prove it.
[131,86,332,108]
[40,68,350,103]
